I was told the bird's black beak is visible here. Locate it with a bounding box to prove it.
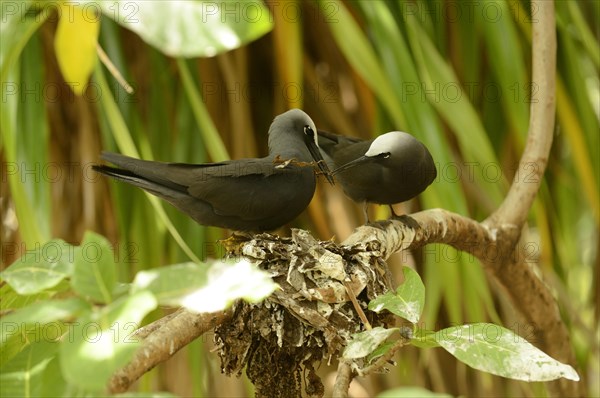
[332,156,371,175]
[305,134,335,185]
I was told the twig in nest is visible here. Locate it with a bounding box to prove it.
[343,281,371,331]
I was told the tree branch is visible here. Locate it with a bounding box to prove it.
[339,2,576,395]
[342,210,499,260]
[107,309,232,394]
[341,209,577,396]
[332,361,353,398]
[486,0,556,230]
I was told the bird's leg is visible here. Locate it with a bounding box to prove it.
[363,202,370,224]
[388,204,420,228]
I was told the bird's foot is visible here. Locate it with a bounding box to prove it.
[391,213,420,230]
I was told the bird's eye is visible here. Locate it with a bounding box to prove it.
[304,125,318,145]
[380,152,391,159]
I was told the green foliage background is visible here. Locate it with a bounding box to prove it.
[1,1,598,396]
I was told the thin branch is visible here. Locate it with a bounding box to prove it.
[96,44,134,94]
[133,309,183,339]
[486,0,556,230]
[107,309,232,394]
[332,361,353,398]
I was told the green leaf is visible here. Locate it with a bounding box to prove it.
[0,284,56,312]
[38,357,69,398]
[480,0,529,136]
[367,340,395,363]
[131,262,208,304]
[435,323,580,382]
[0,340,59,397]
[368,267,425,323]
[132,259,277,313]
[343,327,398,359]
[90,0,273,57]
[377,387,452,398]
[176,58,229,162]
[54,3,100,95]
[404,16,504,203]
[59,291,157,392]
[72,232,118,303]
[0,240,75,295]
[318,0,406,127]
[411,328,440,349]
[0,0,46,83]
[93,64,203,264]
[1,298,89,346]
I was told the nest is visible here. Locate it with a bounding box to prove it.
[214,229,395,398]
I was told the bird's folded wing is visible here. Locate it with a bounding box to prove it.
[188,169,308,221]
[317,130,363,146]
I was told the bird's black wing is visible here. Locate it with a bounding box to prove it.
[99,152,234,188]
[316,132,374,167]
[187,160,314,221]
[317,130,362,148]
[97,152,314,224]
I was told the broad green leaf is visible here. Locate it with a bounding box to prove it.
[180,259,277,312]
[343,327,398,359]
[71,232,118,303]
[377,387,452,398]
[435,323,580,382]
[39,357,69,398]
[1,321,69,367]
[0,340,59,397]
[132,259,277,313]
[54,3,100,95]
[368,267,425,323]
[0,240,75,295]
[0,284,58,311]
[131,262,208,304]
[411,328,440,349]
[59,291,157,392]
[1,298,89,346]
[1,335,26,367]
[367,341,395,363]
[89,0,273,57]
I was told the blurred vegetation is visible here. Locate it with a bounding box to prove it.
[1,0,598,397]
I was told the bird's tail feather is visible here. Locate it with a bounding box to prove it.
[97,152,189,192]
[92,164,187,199]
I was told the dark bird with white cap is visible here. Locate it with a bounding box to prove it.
[318,130,436,220]
[93,109,334,231]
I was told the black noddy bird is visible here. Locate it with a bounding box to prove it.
[93,109,334,231]
[318,130,436,219]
